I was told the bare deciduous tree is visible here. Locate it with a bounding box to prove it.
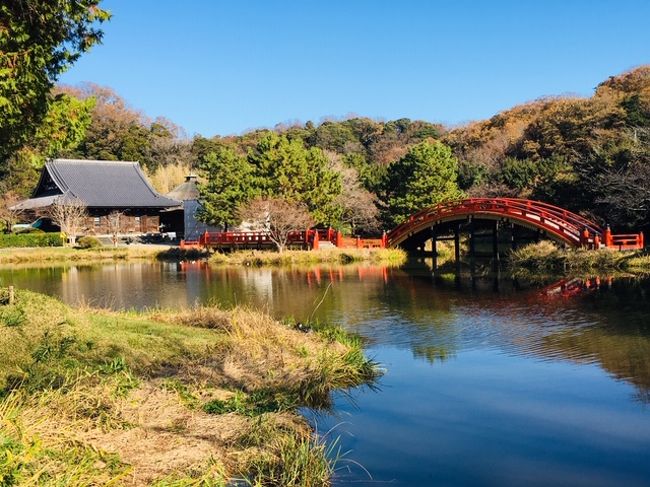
[239,197,313,253]
[326,151,380,235]
[0,190,24,233]
[107,211,125,246]
[48,197,88,246]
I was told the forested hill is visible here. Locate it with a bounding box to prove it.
[444,66,650,230]
[1,67,649,233]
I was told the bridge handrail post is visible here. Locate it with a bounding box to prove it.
[336,230,343,248]
[312,230,319,250]
[604,225,613,247]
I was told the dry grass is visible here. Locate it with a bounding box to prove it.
[0,289,377,486]
[508,241,650,275]
[209,248,406,267]
[0,245,172,265]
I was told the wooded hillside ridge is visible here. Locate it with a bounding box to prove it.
[2,65,649,233]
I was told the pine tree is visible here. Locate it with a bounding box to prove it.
[384,140,463,225]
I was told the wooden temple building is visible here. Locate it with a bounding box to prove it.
[13,159,181,235]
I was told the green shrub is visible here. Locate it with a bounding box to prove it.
[77,236,102,249]
[0,233,62,248]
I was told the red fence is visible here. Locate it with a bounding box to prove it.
[196,228,386,250]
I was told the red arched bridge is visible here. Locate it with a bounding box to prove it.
[189,198,643,252]
[387,198,644,251]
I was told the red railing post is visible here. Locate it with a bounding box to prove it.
[640,232,645,249]
[312,229,319,250]
[580,228,589,248]
[381,231,387,248]
[336,230,343,248]
[356,236,361,248]
[604,226,613,247]
[593,235,601,249]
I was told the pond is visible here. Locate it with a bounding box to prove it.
[2,260,650,486]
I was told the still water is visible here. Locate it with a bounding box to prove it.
[2,261,650,486]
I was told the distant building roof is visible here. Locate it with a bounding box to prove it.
[167,174,200,201]
[13,159,181,210]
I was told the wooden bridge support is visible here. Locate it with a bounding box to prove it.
[431,227,438,272]
[469,220,476,273]
[493,221,500,263]
[454,224,461,270]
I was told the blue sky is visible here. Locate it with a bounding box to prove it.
[59,0,650,137]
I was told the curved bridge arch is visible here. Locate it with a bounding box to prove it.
[387,198,604,249]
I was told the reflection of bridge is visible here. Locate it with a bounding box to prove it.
[387,198,644,258]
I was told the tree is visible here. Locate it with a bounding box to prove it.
[326,152,380,234]
[383,140,464,225]
[4,92,95,195]
[198,145,255,228]
[248,132,342,225]
[62,84,191,172]
[0,190,23,233]
[238,197,313,253]
[106,211,125,246]
[146,161,192,194]
[48,197,88,246]
[0,0,110,165]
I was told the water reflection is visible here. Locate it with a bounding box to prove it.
[2,262,650,485]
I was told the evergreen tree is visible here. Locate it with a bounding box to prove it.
[248,133,342,225]
[0,0,110,167]
[384,140,463,225]
[198,146,255,228]
[3,93,95,195]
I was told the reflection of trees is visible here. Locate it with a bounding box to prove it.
[537,278,650,402]
[542,328,650,402]
[412,344,455,364]
[4,262,650,403]
[388,267,650,402]
[197,264,393,324]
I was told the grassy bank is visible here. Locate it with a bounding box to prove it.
[0,246,209,266]
[509,241,650,275]
[0,246,404,268]
[0,289,378,486]
[209,248,407,267]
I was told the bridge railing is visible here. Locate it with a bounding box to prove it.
[387,198,605,248]
[608,233,644,250]
[198,228,387,250]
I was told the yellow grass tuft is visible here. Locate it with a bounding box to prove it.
[0,288,378,485]
[209,248,406,267]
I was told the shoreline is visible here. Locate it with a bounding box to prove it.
[0,245,407,268]
[208,248,407,267]
[508,242,650,276]
[0,289,378,485]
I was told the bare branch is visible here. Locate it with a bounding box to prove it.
[48,196,88,246]
[0,191,24,233]
[239,197,313,252]
[106,211,125,246]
